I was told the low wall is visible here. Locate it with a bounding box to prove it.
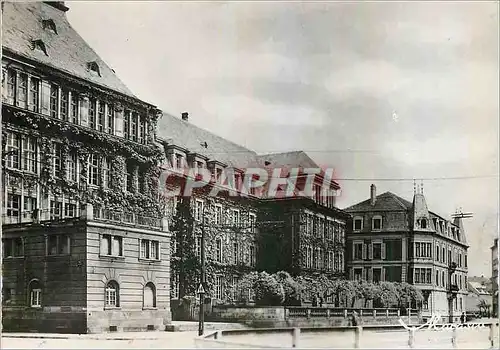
[209,306,420,328]
[87,309,171,333]
[2,307,86,333]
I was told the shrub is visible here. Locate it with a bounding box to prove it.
[254,272,285,306]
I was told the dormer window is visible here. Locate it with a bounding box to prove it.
[31,40,48,56]
[42,19,57,34]
[421,218,427,229]
[87,61,101,77]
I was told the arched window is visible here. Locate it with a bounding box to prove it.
[143,282,156,308]
[29,279,42,308]
[421,219,427,229]
[105,281,120,308]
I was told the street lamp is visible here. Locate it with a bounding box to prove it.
[447,262,458,323]
[197,207,207,336]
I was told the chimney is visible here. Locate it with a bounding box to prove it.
[370,184,376,205]
[181,112,189,121]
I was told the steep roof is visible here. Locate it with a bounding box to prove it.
[156,112,263,168]
[256,151,319,169]
[345,191,412,212]
[2,2,136,98]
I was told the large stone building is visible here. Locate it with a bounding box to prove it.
[155,113,349,308]
[344,184,469,322]
[1,2,170,333]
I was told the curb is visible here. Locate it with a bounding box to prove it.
[2,333,186,341]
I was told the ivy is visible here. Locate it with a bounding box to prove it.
[3,106,164,218]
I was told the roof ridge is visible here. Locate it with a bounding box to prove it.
[386,191,412,209]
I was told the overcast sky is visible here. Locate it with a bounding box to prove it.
[67,1,498,277]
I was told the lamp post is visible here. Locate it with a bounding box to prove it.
[447,262,458,323]
[197,209,206,336]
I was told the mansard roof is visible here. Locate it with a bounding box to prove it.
[256,151,319,169]
[345,191,413,212]
[2,2,136,98]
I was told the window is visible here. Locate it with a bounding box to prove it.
[214,204,222,225]
[6,132,20,169]
[64,202,76,217]
[171,275,179,299]
[195,236,202,258]
[105,281,119,307]
[88,154,100,186]
[87,61,101,76]
[6,194,20,218]
[6,69,16,104]
[139,116,146,143]
[465,254,467,268]
[334,253,341,271]
[89,98,97,129]
[372,243,382,260]
[21,136,37,173]
[23,196,37,218]
[47,234,70,255]
[305,245,313,268]
[50,200,62,220]
[436,246,440,261]
[29,77,39,112]
[71,92,79,123]
[421,219,427,229]
[42,19,58,34]
[143,282,156,308]
[131,112,138,142]
[353,242,363,260]
[195,199,204,222]
[32,39,48,55]
[353,217,363,231]
[327,251,334,270]
[3,237,24,258]
[17,72,28,108]
[250,244,256,267]
[414,268,432,284]
[140,239,160,260]
[102,157,110,188]
[97,102,105,132]
[215,238,222,263]
[29,280,42,308]
[372,268,382,283]
[53,142,62,178]
[100,235,123,257]
[60,89,69,120]
[316,247,323,269]
[372,216,382,230]
[436,271,440,286]
[123,110,130,139]
[353,268,363,281]
[214,275,223,300]
[67,151,77,182]
[175,154,183,169]
[231,276,238,301]
[126,162,135,192]
[233,242,239,264]
[249,213,257,233]
[231,209,240,227]
[448,249,452,265]
[415,242,432,258]
[50,84,58,118]
[107,104,114,134]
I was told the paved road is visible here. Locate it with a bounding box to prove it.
[1,332,199,349]
[2,326,498,349]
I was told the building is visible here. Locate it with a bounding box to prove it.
[2,2,170,333]
[465,276,493,316]
[492,238,498,317]
[344,184,469,322]
[155,113,349,309]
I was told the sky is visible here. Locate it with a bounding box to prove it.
[67,1,499,277]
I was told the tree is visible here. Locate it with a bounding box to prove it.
[360,281,380,308]
[170,196,200,299]
[254,272,285,306]
[395,283,424,310]
[374,281,399,308]
[273,271,301,305]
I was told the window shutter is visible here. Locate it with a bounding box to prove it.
[368,268,373,282]
[40,81,51,115]
[368,243,373,260]
[362,243,367,260]
[157,241,161,260]
[381,242,386,260]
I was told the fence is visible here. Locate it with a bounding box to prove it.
[194,322,500,349]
